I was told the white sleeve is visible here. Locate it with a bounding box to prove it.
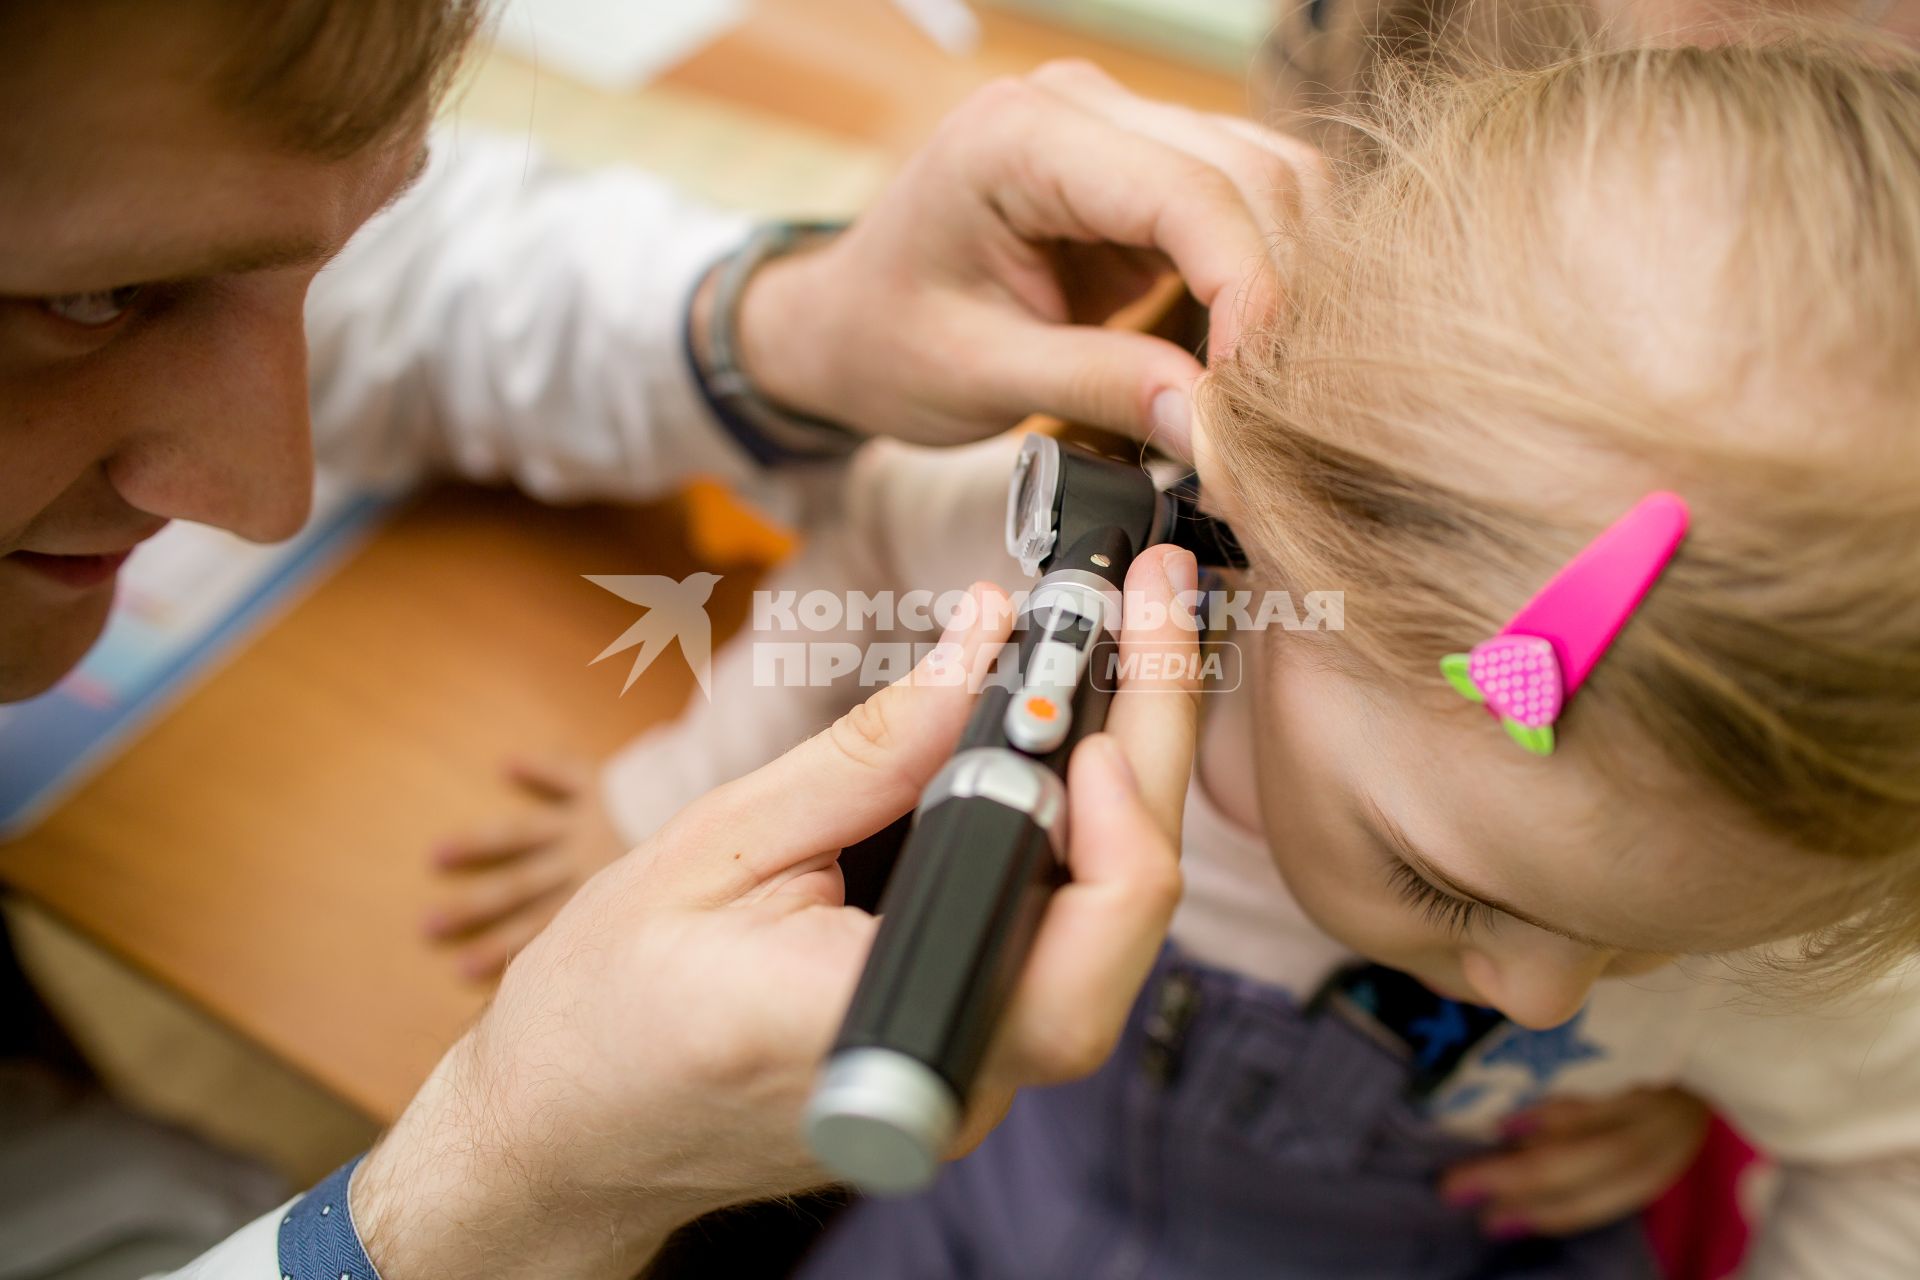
[1741,1156,1920,1280]
[1679,963,1920,1279]
[305,127,769,506]
[146,1200,289,1280]
[598,435,1025,845]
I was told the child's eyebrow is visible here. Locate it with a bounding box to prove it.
[1358,795,1622,952]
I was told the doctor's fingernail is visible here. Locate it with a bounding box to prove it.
[1441,1185,1488,1210]
[1164,548,1198,599]
[1485,1216,1533,1241]
[938,584,986,643]
[1149,387,1190,448]
[1093,734,1138,791]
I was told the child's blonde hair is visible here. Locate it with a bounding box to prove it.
[1202,30,1920,978]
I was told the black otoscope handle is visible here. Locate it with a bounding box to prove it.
[804,525,1132,1194]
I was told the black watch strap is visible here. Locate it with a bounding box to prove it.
[693,218,862,466]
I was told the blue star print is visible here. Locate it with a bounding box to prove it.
[1407,1001,1470,1071]
[1429,1081,1491,1117]
[1480,1009,1604,1084]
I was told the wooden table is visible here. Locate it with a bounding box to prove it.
[665,0,1251,155]
[0,0,1242,1123]
[0,490,777,1119]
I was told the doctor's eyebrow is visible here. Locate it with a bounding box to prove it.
[142,146,433,283]
[194,238,337,276]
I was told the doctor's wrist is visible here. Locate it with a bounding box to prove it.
[733,236,857,426]
[690,221,867,463]
[351,1031,684,1280]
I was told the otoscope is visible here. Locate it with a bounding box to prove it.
[804,433,1244,1195]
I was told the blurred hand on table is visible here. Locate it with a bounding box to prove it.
[423,753,625,981]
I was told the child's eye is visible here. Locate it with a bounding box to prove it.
[1387,861,1489,936]
[40,284,145,328]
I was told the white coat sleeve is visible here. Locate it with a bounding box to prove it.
[597,435,1025,845]
[144,1199,288,1280]
[1679,962,1920,1279]
[1740,1155,1920,1280]
[305,127,777,506]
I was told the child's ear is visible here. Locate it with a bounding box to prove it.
[1187,393,1241,521]
[1187,379,1216,463]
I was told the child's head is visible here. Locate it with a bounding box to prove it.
[1259,0,1920,158]
[1196,33,1920,1027]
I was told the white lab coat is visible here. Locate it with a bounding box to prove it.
[307,129,763,505]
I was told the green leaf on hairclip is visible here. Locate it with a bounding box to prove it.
[1439,653,1483,703]
[1502,719,1555,756]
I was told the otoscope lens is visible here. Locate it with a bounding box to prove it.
[1006,435,1062,575]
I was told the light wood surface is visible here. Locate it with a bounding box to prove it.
[663,0,1253,156]
[0,1,1242,1123]
[1,490,773,1118]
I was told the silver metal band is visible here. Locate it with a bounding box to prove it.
[917,747,1068,859]
[1022,571,1123,638]
[806,1047,960,1195]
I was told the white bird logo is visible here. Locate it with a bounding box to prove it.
[584,572,722,699]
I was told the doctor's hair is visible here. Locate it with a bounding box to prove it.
[1,0,487,158]
[209,0,488,156]
[1201,29,1920,983]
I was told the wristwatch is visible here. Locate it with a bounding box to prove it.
[691,218,863,465]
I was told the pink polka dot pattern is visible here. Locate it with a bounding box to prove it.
[1466,635,1563,729]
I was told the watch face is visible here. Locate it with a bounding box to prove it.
[1006,434,1062,577]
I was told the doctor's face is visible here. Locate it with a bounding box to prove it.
[0,2,424,700]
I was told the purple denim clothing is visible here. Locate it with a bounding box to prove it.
[799,947,1658,1280]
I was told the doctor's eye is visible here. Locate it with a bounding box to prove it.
[40,285,146,328]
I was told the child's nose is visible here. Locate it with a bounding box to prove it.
[1460,936,1610,1030]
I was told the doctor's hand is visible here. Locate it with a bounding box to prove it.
[350,546,1203,1280]
[723,61,1324,459]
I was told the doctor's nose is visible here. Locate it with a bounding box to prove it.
[103,285,316,544]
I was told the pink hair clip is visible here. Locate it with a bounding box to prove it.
[1440,492,1690,755]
